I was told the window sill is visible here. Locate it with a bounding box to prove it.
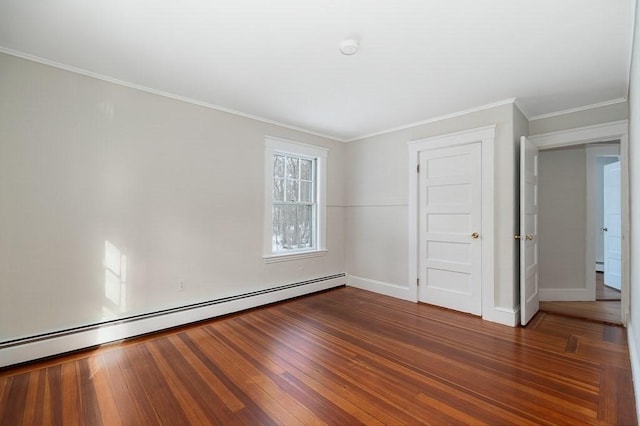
[263,249,328,264]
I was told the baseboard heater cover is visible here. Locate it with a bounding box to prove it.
[0,273,345,368]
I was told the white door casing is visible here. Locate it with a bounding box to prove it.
[408,125,498,324]
[528,120,628,325]
[603,161,622,290]
[520,136,540,326]
[418,143,482,315]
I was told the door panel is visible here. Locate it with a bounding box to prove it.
[418,143,482,315]
[603,161,621,290]
[520,136,539,326]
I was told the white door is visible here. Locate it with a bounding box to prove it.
[418,143,482,315]
[520,136,539,326]
[603,161,621,290]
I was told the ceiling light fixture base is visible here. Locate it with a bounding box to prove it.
[339,39,359,56]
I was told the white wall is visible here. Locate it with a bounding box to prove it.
[0,52,346,343]
[538,146,587,296]
[627,0,640,416]
[345,102,519,323]
[344,128,410,300]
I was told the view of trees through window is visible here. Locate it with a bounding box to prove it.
[272,154,315,252]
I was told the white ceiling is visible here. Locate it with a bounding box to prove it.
[0,0,634,141]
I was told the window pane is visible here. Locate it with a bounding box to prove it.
[272,204,284,251]
[286,179,299,202]
[272,205,284,251]
[285,204,298,249]
[300,181,312,203]
[273,178,284,201]
[272,204,313,251]
[274,155,285,178]
[300,159,313,180]
[286,157,299,179]
[297,205,312,248]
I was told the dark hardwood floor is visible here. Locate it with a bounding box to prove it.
[540,272,623,325]
[0,286,636,425]
[539,300,621,325]
[597,272,622,301]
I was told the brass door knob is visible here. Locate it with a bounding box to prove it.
[525,234,534,240]
[471,232,480,239]
[514,235,522,240]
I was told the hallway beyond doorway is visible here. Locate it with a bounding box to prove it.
[597,271,622,301]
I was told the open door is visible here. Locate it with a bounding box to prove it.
[603,161,622,290]
[520,136,539,326]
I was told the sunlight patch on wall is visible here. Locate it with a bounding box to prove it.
[103,240,127,319]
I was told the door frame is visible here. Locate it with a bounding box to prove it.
[528,120,629,324]
[408,125,495,318]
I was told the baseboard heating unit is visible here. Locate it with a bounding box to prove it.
[0,273,346,368]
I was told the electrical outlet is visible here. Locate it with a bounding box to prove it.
[179,280,186,291]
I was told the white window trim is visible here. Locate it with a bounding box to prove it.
[263,136,328,263]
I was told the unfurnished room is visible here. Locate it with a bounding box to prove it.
[1,1,640,424]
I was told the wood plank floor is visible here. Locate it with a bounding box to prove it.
[540,273,622,324]
[539,301,621,325]
[0,287,636,425]
[596,272,622,301]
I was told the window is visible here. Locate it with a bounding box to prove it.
[272,154,315,251]
[264,136,328,262]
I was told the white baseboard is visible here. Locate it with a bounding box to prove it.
[539,288,593,301]
[0,275,345,368]
[483,306,520,327]
[347,275,519,327]
[347,275,416,302]
[627,323,640,422]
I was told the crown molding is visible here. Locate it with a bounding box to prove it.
[2,45,630,144]
[345,98,517,142]
[0,46,344,143]
[626,0,637,100]
[512,98,531,120]
[528,98,628,122]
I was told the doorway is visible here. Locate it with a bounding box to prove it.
[536,142,622,323]
[602,159,622,295]
[524,120,629,325]
[597,151,621,302]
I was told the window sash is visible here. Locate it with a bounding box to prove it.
[272,154,316,204]
[272,153,317,253]
[272,203,315,252]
